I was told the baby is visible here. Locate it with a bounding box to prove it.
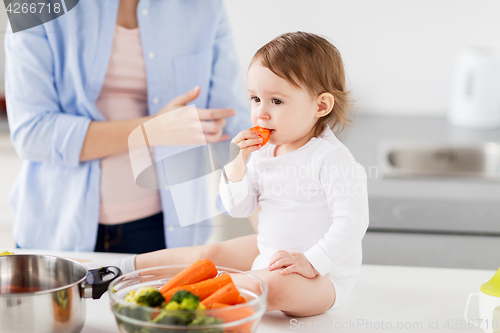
[219,31,368,315]
[134,32,368,316]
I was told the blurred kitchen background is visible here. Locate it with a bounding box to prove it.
[1,1,500,269]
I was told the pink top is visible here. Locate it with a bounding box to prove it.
[96,25,162,224]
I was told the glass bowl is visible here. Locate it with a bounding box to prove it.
[108,265,268,333]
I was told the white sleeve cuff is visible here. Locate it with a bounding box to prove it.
[304,244,338,277]
[219,169,250,212]
[84,255,136,275]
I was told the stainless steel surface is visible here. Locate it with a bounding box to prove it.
[369,197,500,234]
[0,255,87,333]
[83,275,94,299]
[342,115,500,269]
[363,231,500,270]
[379,141,500,180]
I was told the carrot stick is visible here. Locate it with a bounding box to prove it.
[201,282,240,307]
[159,259,217,295]
[235,296,247,304]
[211,305,255,333]
[249,126,271,146]
[207,302,230,309]
[162,273,233,302]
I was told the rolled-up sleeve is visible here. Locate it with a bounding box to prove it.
[5,24,91,167]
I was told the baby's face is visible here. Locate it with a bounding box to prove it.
[247,61,320,149]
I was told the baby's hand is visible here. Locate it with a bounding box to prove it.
[268,250,319,279]
[223,130,263,182]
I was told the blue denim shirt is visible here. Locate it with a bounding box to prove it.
[5,0,251,251]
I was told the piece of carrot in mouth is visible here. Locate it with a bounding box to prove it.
[249,126,271,146]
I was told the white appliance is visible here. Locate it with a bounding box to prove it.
[448,48,500,129]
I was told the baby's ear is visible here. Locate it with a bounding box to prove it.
[316,93,335,118]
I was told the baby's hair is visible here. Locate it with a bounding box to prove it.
[251,31,352,137]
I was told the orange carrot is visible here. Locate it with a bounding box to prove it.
[159,259,217,295]
[235,296,247,304]
[207,302,230,309]
[211,305,255,333]
[162,273,232,302]
[201,282,240,307]
[249,126,271,146]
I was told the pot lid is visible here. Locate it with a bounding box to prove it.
[481,267,500,298]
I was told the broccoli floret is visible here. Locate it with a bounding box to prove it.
[119,290,151,324]
[124,287,165,307]
[165,301,180,311]
[180,298,199,311]
[189,316,223,326]
[152,309,188,326]
[153,312,223,333]
[114,303,150,322]
[124,290,136,303]
[135,287,165,307]
[120,289,210,330]
[118,287,165,330]
[170,290,200,310]
[188,315,224,333]
[154,291,201,326]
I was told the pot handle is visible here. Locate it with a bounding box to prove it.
[84,266,122,299]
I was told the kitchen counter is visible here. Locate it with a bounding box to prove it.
[5,249,491,332]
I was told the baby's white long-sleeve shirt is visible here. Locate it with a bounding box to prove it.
[219,127,369,309]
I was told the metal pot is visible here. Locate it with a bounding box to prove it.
[0,254,121,333]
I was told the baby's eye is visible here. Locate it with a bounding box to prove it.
[272,98,283,105]
[250,96,261,103]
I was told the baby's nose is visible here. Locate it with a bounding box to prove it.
[256,105,270,120]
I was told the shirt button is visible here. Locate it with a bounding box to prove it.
[152,97,159,105]
[168,226,175,232]
[141,9,149,16]
[148,52,155,59]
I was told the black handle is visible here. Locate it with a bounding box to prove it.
[86,266,122,299]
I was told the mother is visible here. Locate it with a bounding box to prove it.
[5,0,251,252]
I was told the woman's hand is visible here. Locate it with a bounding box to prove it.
[146,86,236,146]
[223,129,262,182]
[268,250,319,279]
[81,86,236,161]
